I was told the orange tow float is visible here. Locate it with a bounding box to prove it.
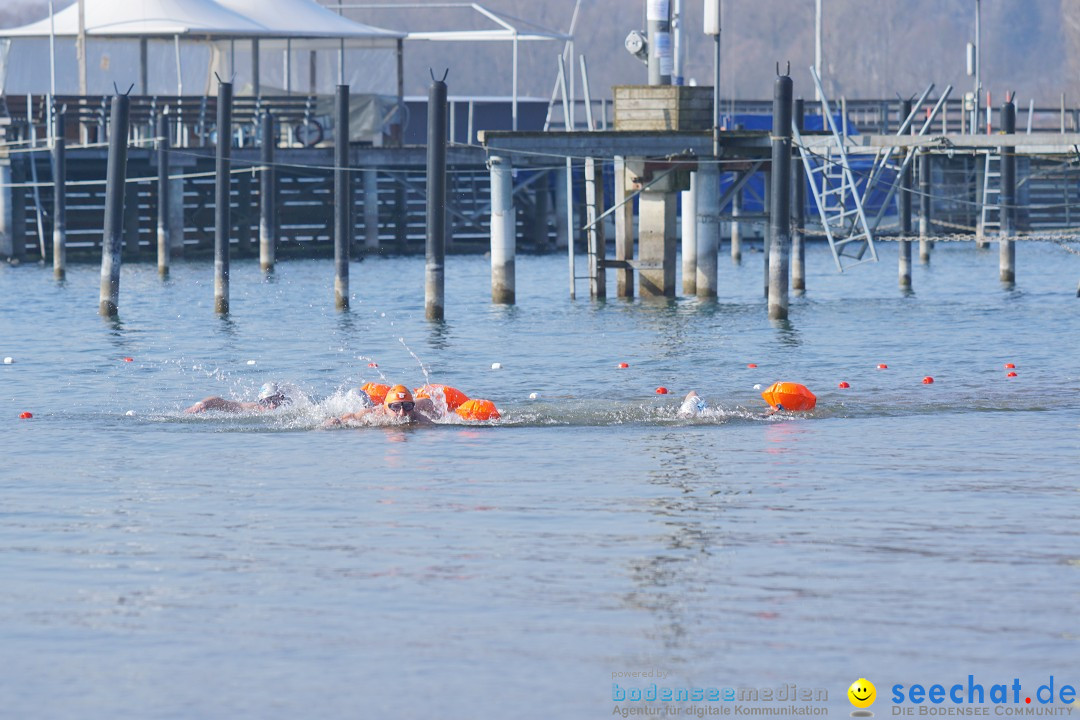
[413,384,469,411]
[455,399,501,421]
[761,382,817,412]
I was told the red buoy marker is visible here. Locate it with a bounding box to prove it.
[655,387,668,395]
[1006,371,1018,378]
[1004,363,1015,369]
[19,411,32,419]
[368,362,378,368]
[617,362,629,369]
[747,363,758,368]
[877,363,888,370]
[838,381,850,389]
[123,357,134,362]
[922,376,934,384]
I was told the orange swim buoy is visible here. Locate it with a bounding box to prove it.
[455,399,500,421]
[761,382,817,412]
[361,382,390,405]
[413,384,469,411]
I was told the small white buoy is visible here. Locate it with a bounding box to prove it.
[246,360,256,365]
[753,384,762,390]
[3,357,13,364]
[529,392,539,399]
[125,410,136,416]
[491,362,502,370]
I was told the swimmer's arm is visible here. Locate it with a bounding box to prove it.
[324,408,375,426]
[185,396,250,413]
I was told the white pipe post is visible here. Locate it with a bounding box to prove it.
[681,171,697,294]
[695,162,720,297]
[490,156,516,304]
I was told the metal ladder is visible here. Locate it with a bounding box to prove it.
[978,152,1002,243]
[795,67,878,272]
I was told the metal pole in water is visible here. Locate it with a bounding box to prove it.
[695,161,719,298]
[999,99,1016,285]
[613,156,634,298]
[768,73,793,320]
[99,94,130,316]
[425,73,448,321]
[584,156,605,299]
[156,112,169,277]
[919,151,932,264]
[52,111,66,280]
[259,112,275,272]
[489,155,515,304]
[214,82,233,314]
[792,98,806,292]
[681,170,697,295]
[334,84,351,310]
[731,182,742,262]
[899,99,912,289]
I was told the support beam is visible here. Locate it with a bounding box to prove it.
[214,81,232,315]
[681,171,697,294]
[792,99,806,292]
[334,85,350,310]
[613,156,634,297]
[425,74,448,320]
[899,99,912,289]
[638,190,676,298]
[695,162,720,298]
[259,112,275,271]
[363,168,379,251]
[731,181,742,262]
[53,112,67,279]
[919,151,932,264]
[489,155,515,304]
[155,112,168,277]
[584,157,606,299]
[99,94,130,317]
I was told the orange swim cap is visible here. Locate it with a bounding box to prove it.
[455,398,500,421]
[361,382,390,405]
[413,384,469,411]
[384,384,414,408]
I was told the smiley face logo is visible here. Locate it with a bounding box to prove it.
[848,678,876,709]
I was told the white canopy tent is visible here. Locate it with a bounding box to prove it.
[0,0,404,97]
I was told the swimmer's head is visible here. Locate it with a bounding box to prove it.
[257,382,290,408]
[383,384,415,415]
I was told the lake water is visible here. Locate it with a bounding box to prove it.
[2,241,1078,719]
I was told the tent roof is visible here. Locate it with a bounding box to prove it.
[215,0,403,39]
[0,0,403,39]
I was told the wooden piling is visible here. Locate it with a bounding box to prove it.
[768,75,793,321]
[489,155,515,304]
[214,81,232,315]
[919,151,932,264]
[156,113,169,277]
[898,99,912,289]
[613,156,634,298]
[52,112,66,280]
[425,75,448,320]
[1000,101,1016,284]
[259,112,275,272]
[334,85,350,310]
[681,171,697,295]
[695,162,720,298]
[99,94,130,317]
[792,99,806,292]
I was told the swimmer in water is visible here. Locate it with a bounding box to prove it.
[184,382,292,414]
[676,390,780,418]
[325,384,437,426]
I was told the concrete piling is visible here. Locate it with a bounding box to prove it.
[1000,100,1016,285]
[681,171,697,295]
[425,74,448,320]
[638,190,676,298]
[899,99,912,289]
[99,94,130,317]
[613,156,634,298]
[584,157,605,299]
[259,112,276,271]
[334,84,350,310]
[156,113,169,277]
[695,162,720,298]
[792,99,806,292]
[489,155,515,304]
[768,74,793,320]
[730,183,742,263]
[52,112,66,280]
[214,81,232,314]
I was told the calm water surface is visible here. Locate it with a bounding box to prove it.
[1,242,1078,719]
